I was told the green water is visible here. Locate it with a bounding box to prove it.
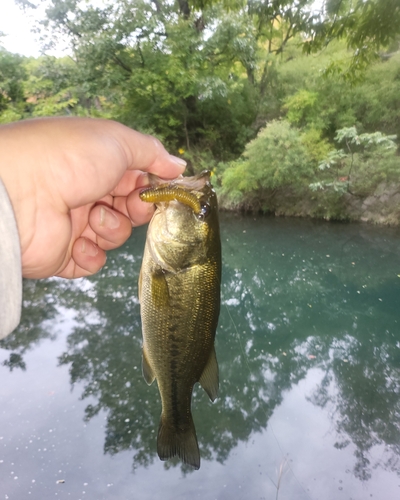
[1,213,400,499]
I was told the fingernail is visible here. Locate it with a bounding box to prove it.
[169,155,187,168]
[100,206,120,229]
[81,238,99,256]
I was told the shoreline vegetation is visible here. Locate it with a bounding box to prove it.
[1,1,399,225]
[218,182,400,226]
[216,121,400,225]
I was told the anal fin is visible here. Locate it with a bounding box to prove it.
[199,346,219,402]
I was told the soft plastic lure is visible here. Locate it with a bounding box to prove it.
[140,186,202,215]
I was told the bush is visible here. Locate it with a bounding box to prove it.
[220,120,321,210]
[311,126,400,197]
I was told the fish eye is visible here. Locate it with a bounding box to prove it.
[197,202,210,221]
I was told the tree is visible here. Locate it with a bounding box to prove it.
[9,0,400,165]
[310,126,399,196]
[305,0,400,78]
[0,48,27,122]
[14,0,320,155]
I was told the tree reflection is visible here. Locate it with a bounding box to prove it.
[221,214,400,481]
[308,333,400,481]
[0,279,60,370]
[4,216,400,479]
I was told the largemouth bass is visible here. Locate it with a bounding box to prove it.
[138,170,221,470]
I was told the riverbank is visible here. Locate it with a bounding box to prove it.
[219,181,400,226]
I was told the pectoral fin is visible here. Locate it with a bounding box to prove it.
[151,269,170,308]
[142,348,155,385]
[199,346,219,402]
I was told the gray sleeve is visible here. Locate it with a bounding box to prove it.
[0,179,22,340]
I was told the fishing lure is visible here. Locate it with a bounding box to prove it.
[140,186,210,219]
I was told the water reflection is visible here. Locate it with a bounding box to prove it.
[1,215,399,483]
[0,279,60,371]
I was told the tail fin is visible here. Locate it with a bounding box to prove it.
[157,415,200,470]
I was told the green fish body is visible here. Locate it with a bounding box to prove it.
[138,171,221,470]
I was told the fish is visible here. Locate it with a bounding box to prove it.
[138,170,221,470]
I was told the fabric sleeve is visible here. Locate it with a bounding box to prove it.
[0,179,22,340]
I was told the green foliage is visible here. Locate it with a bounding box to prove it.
[115,13,257,155]
[0,50,116,122]
[305,0,400,79]
[310,126,400,196]
[23,57,79,116]
[284,89,321,128]
[0,108,23,124]
[0,48,26,121]
[280,48,400,141]
[300,127,331,163]
[2,1,400,223]
[0,49,26,106]
[178,147,219,176]
[11,0,326,155]
[353,52,400,139]
[221,120,319,209]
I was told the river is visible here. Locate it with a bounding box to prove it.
[1,213,400,499]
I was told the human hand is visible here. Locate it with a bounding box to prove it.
[0,117,186,279]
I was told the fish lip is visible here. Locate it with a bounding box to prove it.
[148,170,211,191]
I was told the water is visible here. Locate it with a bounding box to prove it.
[1,213,400,499]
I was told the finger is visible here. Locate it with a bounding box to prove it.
[125,189,156,227]
[108,170,146,198]
[89,205,133,250]
[98,176,156,225]
[62,237,107,278]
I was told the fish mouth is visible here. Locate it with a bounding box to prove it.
[149,170,210,191]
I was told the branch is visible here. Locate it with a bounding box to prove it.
[137,42,145,68]
[111,54,132,74]
[274,21,294,55]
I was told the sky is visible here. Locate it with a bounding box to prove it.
[1,0,44,56]
[0,0,70,57]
